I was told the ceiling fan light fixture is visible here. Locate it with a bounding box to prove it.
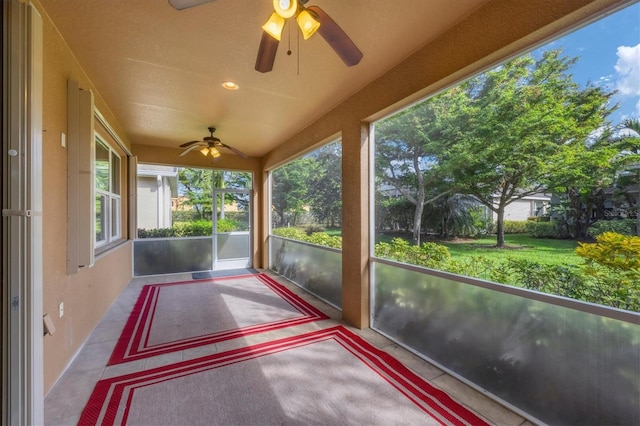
[210,147,221,158]
[296,9,320,40]
[262,12,286,41]
[273,0,297,19]
[200,147,210,156]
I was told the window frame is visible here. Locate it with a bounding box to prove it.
[94,134,122,250]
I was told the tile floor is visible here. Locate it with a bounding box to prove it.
[44,270,536,426]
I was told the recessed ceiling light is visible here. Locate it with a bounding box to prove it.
[222,81,239,91]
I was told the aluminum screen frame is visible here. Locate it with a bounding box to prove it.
[371,259,639,425]
[269,236,342,308]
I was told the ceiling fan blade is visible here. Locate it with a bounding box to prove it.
[179,143,204,156]
[255,31,279,73]
[179,140,201,148]
[168,0,216,10]
[307,6,363,67]
[219,142,249,158]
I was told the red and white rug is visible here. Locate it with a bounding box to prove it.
[83,326,488,426]
[108,273,329,365]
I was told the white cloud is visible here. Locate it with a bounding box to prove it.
[614,43,640,96]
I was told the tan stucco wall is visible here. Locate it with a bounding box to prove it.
[260,0,627,327]
[35,0,134,394]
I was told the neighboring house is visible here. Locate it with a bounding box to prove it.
[137,165,178,230]
[490,193,551,222]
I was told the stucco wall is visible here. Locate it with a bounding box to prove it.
[36,0,134,394]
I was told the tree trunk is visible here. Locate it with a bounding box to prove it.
[412,202,424,245]
[495,207,505,247]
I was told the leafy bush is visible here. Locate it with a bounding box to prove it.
[272,227,307,241]
[271,227,342,248]
[375,238,451,269]
[503,220,529,234]
[576,232,640,271]
[217,218,240,232]
[137,227,177,238]
[587,219,636,238]
[137,219,240,238]
[527,221,570,239]
[575,232,640,311]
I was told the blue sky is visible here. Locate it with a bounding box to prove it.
[540,2,640,124]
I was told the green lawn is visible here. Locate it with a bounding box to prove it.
[440,234,582,266]
[376,232,582,266]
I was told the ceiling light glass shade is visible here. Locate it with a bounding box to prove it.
[200,147,210,156]
[296,9,320,40]
[262,12,285,41]
[210,147,221,158]
[273,0,297,18]
[221,81,239,90]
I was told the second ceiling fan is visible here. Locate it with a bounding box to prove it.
[256,0,363,73]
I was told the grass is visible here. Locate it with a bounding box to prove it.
[376,232,582,266]
[300,227,583,266]
[439,234,582,266]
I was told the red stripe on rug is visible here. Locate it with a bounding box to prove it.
[107,273,329,365]
[82,326,488,426]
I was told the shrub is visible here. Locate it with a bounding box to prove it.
[576,232,640,311]
[272,227,307,241]
[137,227,176,238]
[503,220,529,234]
[587,219,636,238]
[375,238,451,269]
[576,232,640,271]
[272,227,342,248]
[526,221,570,239]
[217,218,240,232]
[174,220,213,236]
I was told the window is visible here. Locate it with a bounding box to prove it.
[95,137,121,247]
[270,141,342,240]
[372,3,640,313]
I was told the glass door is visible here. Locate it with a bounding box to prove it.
[212,171,252,270]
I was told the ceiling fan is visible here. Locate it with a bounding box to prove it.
[179,127,248,158]
[168,0,363,73]
[255,0,363,73]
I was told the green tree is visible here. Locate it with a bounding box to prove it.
[613,118,640,235]
[177,168,213,220]
[271,158,314,226]
[307,142,342,228]
[446,50,614,246]
[375,94,458,245]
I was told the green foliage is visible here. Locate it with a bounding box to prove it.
[375,238,451,268]
[271,227,342,249]
[177,168,213,220]
[587,220,636,238]
[576,232,640,271]
[502,221,529,234]
[137,219,241,238]
[575,232,640,310]
[526,221,571,239]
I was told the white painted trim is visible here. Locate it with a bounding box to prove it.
[2,1,44,424]
[94,107,132,156]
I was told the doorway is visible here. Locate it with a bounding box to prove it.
[133,167,252,275]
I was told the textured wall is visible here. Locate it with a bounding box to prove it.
[36,0,134,393]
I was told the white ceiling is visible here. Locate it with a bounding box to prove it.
[39,0,488,157]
